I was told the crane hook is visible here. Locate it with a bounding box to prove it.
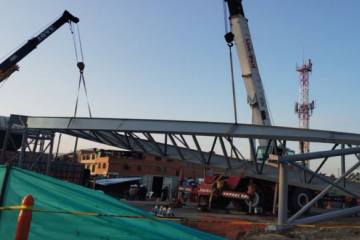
[77,62,85,71]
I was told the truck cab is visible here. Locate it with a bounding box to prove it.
[256,145,295,166]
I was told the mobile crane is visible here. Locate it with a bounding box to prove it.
[198,0,310,212]
[178,0,317,214]
[223,0,294,161]
[0,10,79,83]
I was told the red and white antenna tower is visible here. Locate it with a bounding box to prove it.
[294,59,315,168]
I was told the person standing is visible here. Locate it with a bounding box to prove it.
[247,180,256,214]
[143,185,148,200]
[161,186,169,201]
[133,184,139,200]
[138,184,147,200]
[129,185,134,200]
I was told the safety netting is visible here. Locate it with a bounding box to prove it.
[0,166,227,240]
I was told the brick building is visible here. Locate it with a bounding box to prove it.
[58,148,206,198]
[65,149,205,180]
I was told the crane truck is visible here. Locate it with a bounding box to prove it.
[0,10,79,83]
[0,11,84,185]
[177,0,327,214]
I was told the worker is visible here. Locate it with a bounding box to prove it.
[129,185,134,200]
[138,184,148,201]
[133,184,139,200]
[161,186,169,201]
[188,179,196,187]
[247,179,257,214]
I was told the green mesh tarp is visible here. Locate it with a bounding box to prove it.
[0,166,227,240]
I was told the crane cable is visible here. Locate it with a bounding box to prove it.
[222,2,274,126]
[69,22,92,118]
[223,1,238,124]
[223,1,238,159]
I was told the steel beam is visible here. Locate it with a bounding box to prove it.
[291,206,360,225]
[308,144,338,183]
[10,115,360,145]
[18,130,28,168]
[219,137,231,169]
[46,134,54,175]
[192,135,206,164]
[0,126,11,164]
[72,137,78,163]
[275,147,360,163]
[287,160,360,223]
[207,137,217,164]
[278,160,288,225]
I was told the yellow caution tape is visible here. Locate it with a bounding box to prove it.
[1,205,360,229]
[0,205,181,220]
[0,205,32,211]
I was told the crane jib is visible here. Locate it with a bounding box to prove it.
[0,10,79,75]
[36,25,56,43]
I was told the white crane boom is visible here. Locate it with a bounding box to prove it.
[225,1,271,127]
[225,0,271,148]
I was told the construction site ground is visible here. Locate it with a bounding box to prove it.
[124,200,360,240]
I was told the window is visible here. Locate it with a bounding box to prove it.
[167,159,174,162]
[91,165,95,172]
[155,156,162,161]
[98,164,101,169]
[255,146,273,160]
[163,167,166,172]
[175,170,179,176]
[82,155,86,160]
[123,164,131,170]
[137,165,143,171]
[86,154,90,160]
[102,163,107,169]
[92,154,96,160]
[154,166,162,172]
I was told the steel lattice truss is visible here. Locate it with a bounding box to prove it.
[2,114,360,194]
[3,114,360,228]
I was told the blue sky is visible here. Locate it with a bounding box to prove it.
[1,0,360,175]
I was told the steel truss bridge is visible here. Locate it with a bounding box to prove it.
[1,114,360,228]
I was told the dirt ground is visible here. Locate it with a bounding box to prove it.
[181,211,360,240]
[125,200,360,240]
[236,208,360,240]
[240,223,360,240]
[240,221,360,240]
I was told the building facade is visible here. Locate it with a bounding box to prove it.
[70,149,205,180]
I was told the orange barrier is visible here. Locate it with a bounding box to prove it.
[15,195,34,240]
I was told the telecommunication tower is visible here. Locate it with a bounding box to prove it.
[294,59,315,168]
